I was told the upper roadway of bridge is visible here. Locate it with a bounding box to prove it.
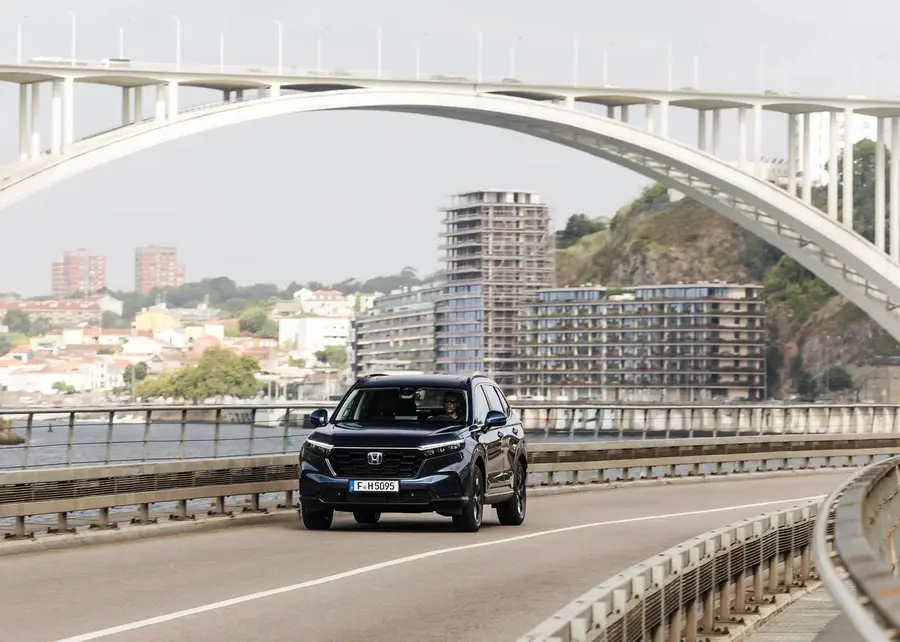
[3,472,848,642]
[5,58,900,116]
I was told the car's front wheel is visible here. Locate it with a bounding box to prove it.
[353,509,381,525]
[453,465,484,532]
[496,460,527,526]
[300,504,334,530]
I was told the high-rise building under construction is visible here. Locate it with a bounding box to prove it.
[434,189,555,388]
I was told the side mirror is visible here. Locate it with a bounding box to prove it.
[309,408,328,428]
[484,409,507,428]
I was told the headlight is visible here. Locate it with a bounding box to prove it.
[419,439,465,457]
[303,438,333,457]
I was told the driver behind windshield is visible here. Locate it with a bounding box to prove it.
[440,391,465,420]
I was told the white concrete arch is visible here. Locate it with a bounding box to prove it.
[3,88,900,338]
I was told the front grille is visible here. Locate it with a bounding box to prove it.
[329,448,424,479]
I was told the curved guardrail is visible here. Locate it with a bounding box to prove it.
[517,499,821,641]
[814,454,900,640]
[0,434,893,540]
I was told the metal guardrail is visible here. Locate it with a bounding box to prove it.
[4,402,900,471]
[0,434,893,540]
[517,499,820,641]
[814,454,900,640]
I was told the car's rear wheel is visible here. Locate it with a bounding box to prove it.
[300,504,334,530]
[353,509,381,524]
[496,460,527,526]
[453,465,484,532]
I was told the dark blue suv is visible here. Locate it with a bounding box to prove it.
[298,373,528,532]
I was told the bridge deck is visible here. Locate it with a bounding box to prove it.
[750,585,863,642]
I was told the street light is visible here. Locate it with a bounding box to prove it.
[375,24,382,78]
[274,20,283,75]
[68,12,76,66]
[572,35,579,86]
[172,15,181,70]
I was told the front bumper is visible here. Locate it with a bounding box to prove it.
[299,471,469,514]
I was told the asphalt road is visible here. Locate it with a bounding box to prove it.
[3,472,850,642]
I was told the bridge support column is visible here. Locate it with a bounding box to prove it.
[697,110,706,151]
[29,82,41,159]
[753,104,762,177]
[738,107,747,170]
[659,100,669,137]
[802,112,812,204]
[828,111,839,218]
[269,83,281,98]
[133,86,143,122]
[18,84,28,161]
[606,105,613,118]
[620,105,629,123]
[62,77,74,153]
[645,103,654,133]
[843,108,855,229]
[787,114,798,196]
[155,84,165,121]
[711,109,721,156]
[236,89,244,100]
[891,117,900,261]
[51,80,62,156]
[166,81,179,120]
[121,87,132,125]
[876,117,886,252]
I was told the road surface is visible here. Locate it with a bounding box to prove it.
[2,473,850,642]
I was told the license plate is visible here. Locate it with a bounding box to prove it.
[350,480,399,493]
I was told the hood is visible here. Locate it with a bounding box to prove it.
[311,422,467,448]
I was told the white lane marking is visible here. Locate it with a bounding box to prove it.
[54,494,825,641]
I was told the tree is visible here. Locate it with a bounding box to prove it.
[3,309,30,335]
[102,311,129,329]
[315,345,348,368]
[123,362,148,385]
[823,366,853,392]
[138,348,262,402]
[51,381,75,394]
[239,307,270,335]
[555,214,607,249]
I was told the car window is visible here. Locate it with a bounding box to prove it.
[472,386,490,424]
[492,386,512,416]
[333,385,469,425]
[481,385,504,413]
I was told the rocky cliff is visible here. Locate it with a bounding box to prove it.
[555,181,897,397]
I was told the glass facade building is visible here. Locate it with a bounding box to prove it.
[515,283,766,402]
[351,284,442,376]
[434,189,555,388]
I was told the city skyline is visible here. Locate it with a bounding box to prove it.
[0,0,894,295]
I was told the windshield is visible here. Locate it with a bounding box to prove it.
[333,386,469,424]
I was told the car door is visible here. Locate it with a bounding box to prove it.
[473,385,504,492]
[482,384,515,490]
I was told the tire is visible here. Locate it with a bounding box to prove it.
[300,504,334,530]
[353,509,381,525]
[453,465,485,532]
[496,460,527,526]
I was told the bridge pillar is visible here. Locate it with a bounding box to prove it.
[134,86,143,122]
[166,81,179,119]
[155,84,165,121]
[787,114,798,196]
[891,117,900,260]
[876,117,887,252]
[121,87,132,126]
[606,105,613,118]
[828,111,839,218]
[697,110,706,151]
[738,107,748,170]
[269,83,281,98]
[18,84,28,161]
[236,89,244,100]
[620,105,629,123]
[842,108,855,228]
[659,100,669,137]
[752,104,762,177]
[645,103,654,133]
[62,77,74,152]
[50,80,62,156]
[29,82,41,159]
[712,109,721,155]
[802,112,813,203]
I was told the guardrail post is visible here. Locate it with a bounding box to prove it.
[734,527,747,610]
[105,411,115,464]
[684,599,698,642]
[22,411,34,468]
[65,412,75,465]
[718,532,732,622]
[249,408,257,456]
[179,409,188,459]
[142,410,152,462]
[213,408,222,458]
[752,521,765,602]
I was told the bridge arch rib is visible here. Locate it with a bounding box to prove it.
[3,88,900,339]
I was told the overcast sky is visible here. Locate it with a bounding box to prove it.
[0,0,896,295]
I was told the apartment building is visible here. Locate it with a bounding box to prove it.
[434,189,555,388]
[351,284,441,376]
[135,245,185,295]
[515,283,766,402]
[51,249,106,298]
